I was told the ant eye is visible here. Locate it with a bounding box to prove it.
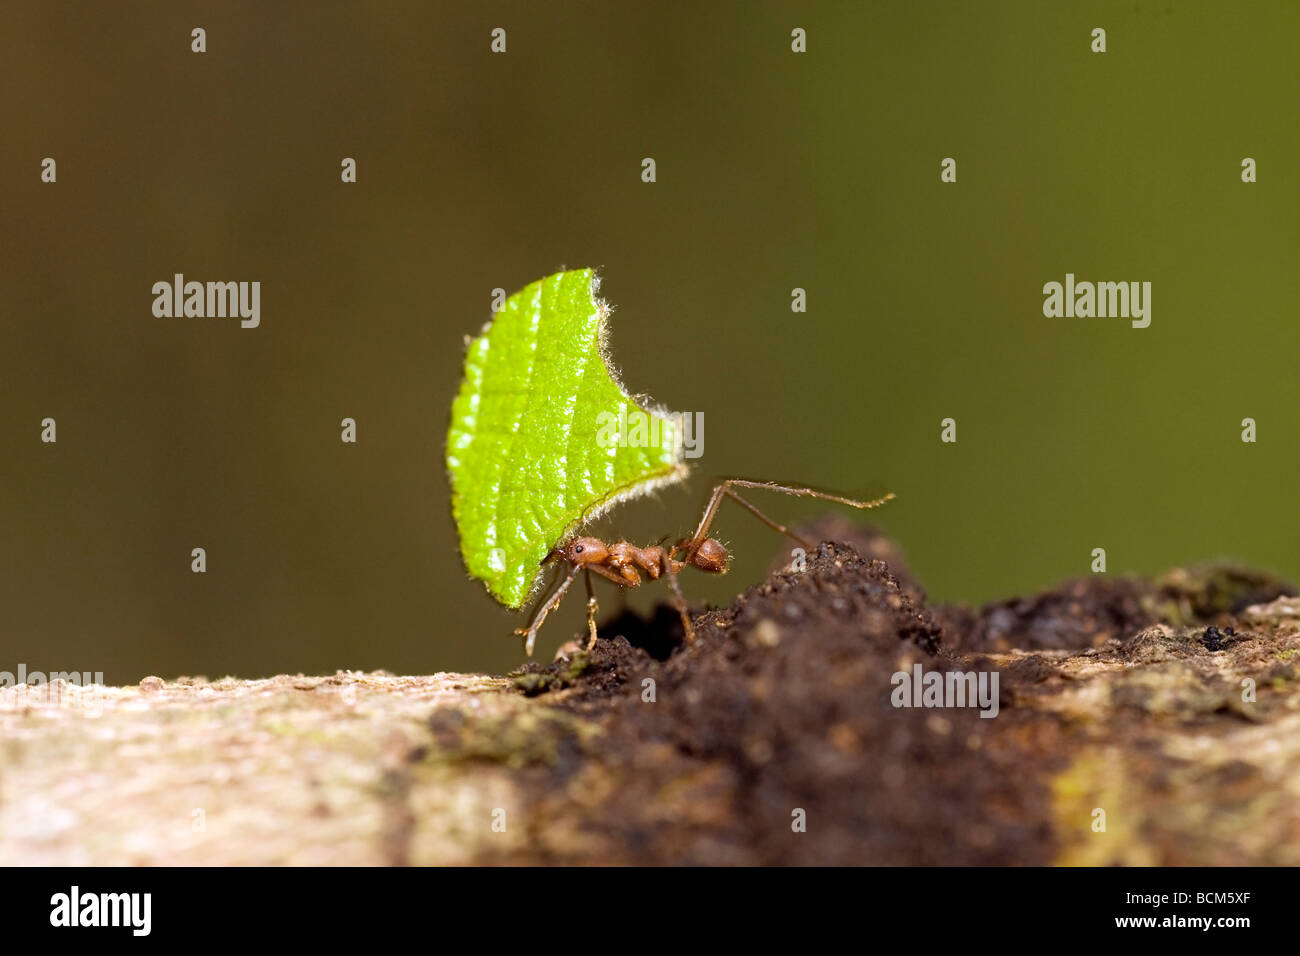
[574,545,584,554]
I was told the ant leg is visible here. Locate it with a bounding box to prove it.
[718,490,814,550]
[678,480,810,558]
[583,570,600,652]
[681,479,896,561]
[679,482,730,560]
[660,552,696,644]
[515,563,581,656]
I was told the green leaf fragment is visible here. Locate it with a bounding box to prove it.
[447,269,686,608]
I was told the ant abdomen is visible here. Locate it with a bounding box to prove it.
[686,537,729,573]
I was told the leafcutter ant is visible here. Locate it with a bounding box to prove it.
[515,479,895,655]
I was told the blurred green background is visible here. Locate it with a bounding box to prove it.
[2,1,1296,682]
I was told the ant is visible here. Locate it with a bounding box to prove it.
[515,479,895,655]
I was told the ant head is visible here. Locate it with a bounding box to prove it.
[552,536,609,567]
[688,537,729,573]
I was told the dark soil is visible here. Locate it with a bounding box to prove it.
[482,530,1299,865]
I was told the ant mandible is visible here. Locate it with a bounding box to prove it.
[515,479,895,655]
